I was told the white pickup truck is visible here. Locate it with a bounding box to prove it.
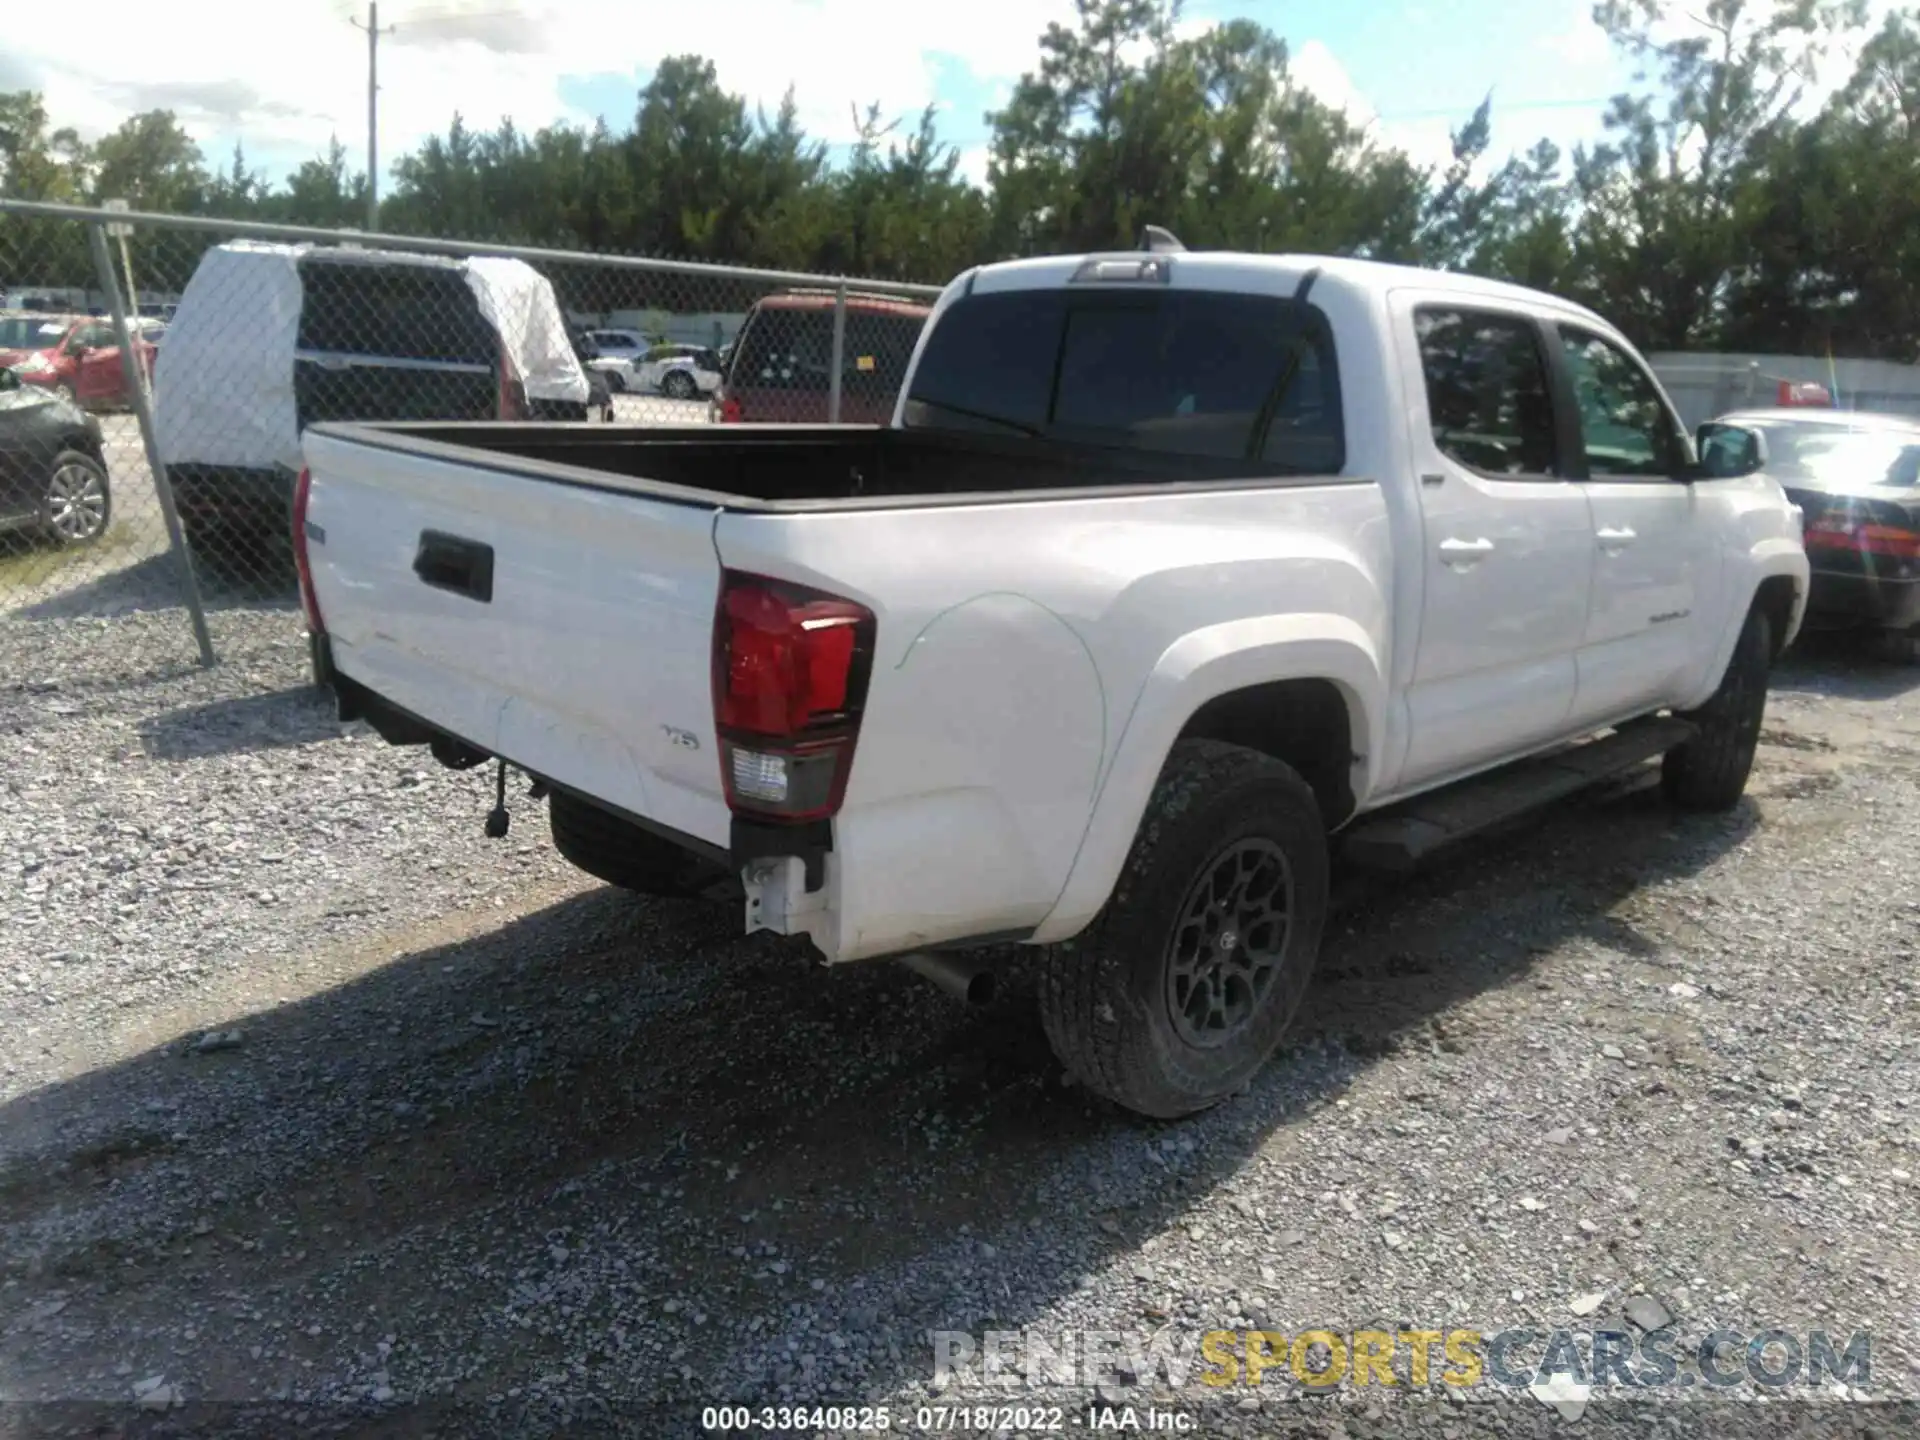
[297,236,1809,1119]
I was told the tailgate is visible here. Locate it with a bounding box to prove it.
[301,427,730,848]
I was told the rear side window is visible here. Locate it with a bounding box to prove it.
[731,305,927,396]
[296,260,497,366]
[841,311,928,396]
[902,289,1343,471]
[733,308,831,391]
[0,317,61,348]
[1414,307,1558,478]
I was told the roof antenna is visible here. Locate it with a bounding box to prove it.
[1138,225,1186,254]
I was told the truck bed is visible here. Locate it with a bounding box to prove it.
[300,419,1387,965]
[311,421,1335,509]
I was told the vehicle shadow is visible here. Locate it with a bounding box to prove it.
[1775,626,1920,701]
[136,684,338,761]
[15,551,298,623]
[0,776,1761,1425]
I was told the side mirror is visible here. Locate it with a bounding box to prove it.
[1694,422,1767,479]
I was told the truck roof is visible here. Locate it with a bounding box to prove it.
[964,249,1612,330]
[755,289,932,316]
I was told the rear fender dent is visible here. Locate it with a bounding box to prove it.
[1030,615,1385,945]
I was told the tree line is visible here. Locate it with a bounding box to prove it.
[4,0,1920,358]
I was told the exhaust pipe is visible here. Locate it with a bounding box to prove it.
[899,952,996,1006]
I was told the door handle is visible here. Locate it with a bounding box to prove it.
[413,530,495,603]
[1438,537,1495,566]
[1596,526,1637,550]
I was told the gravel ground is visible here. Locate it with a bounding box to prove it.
[0,608,1917,1440]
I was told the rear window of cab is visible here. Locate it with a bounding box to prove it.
[295,259,497,367]
[901,288,1343,474]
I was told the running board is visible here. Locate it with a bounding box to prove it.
[1340,718,1698,873]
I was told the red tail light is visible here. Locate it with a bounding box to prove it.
[718,392,743,424]
[711,571,875,822]
[291,466,323,636]
[1804,519,1920,560]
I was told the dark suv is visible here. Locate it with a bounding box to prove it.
[712,290,931,425]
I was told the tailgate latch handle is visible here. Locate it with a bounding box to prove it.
[413,530,495,603]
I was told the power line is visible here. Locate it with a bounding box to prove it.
[350,2,397,231]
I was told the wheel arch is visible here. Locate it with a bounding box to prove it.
[1177,677,1359,830]
[56,428,107,463]
[1677,544,1806,712]
[1028,614,1384,946]
[1753,571,1801,660]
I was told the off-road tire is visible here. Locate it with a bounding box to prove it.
[548,790,734,900]
[1662,606,1771,812]
[1037,739,1329,1119]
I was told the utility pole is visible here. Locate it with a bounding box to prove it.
[349,2,395,231]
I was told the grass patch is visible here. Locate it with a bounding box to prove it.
[0,523,163,601]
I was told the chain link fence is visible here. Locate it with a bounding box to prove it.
[0,199,940,690]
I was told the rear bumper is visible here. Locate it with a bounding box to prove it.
[167,464,297,526]
[322,666,832,886]
[526,397,593,422]
[1804,568,1920,631]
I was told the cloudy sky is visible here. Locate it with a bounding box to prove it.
[0,0,1884,191]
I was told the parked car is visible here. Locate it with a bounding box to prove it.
[0,365,112,547]
[154,240,593,583]
[712,290,930,423]
[631,343,723,400]
[1700,407,1920,657]
[0,311,159,411]
[297,232,1808,1120]
[584,328,649,363]
[579,328,650,391]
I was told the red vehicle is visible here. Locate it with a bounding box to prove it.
[0,312,160,411]
[712,290,931,425]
